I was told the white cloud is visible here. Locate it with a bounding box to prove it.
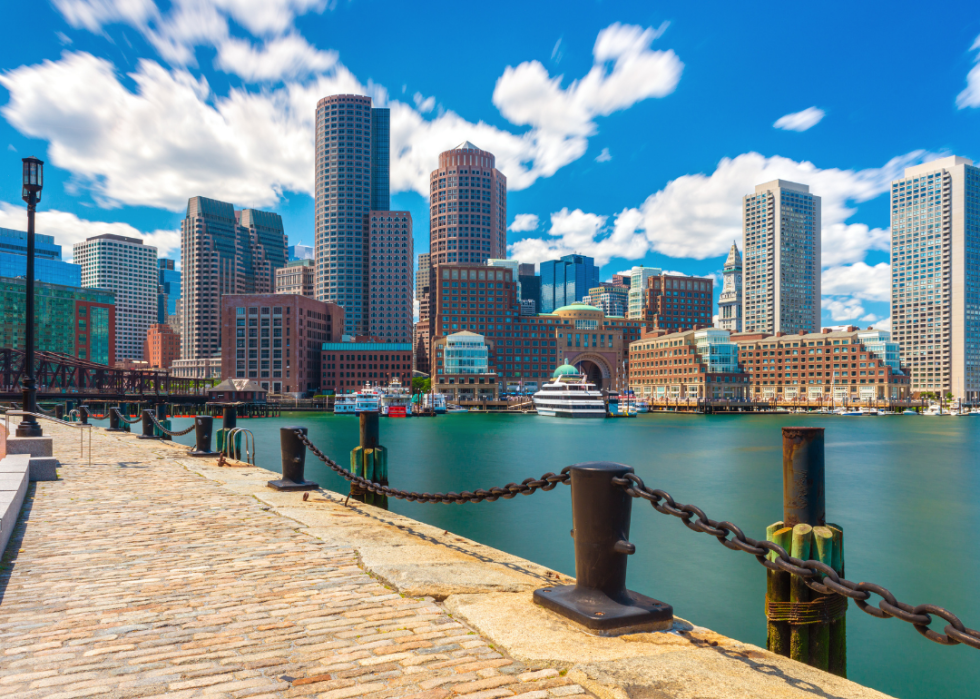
[956,34,980,109]
[773,107,825,132]
[215,34,337,81]
[821,222,890,266]
[822,297,866,322]
[0,201,180,260]
[53,0,157,33]
[595,147,612,163]
[873,316,892,331]
[412,92,435,114]
[508,207,647,266]
[821,262,891,302]
[508,214,539,232]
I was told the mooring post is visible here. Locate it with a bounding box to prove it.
[107,406,123,432]
[78,405,89,425]
[268,426,318,491]
[154,403,172,440]
[138,409,156,439]
[765,427,845,675]
[54,404,64,420]
[349,411,388,509]
[188,415,218,456]
[217,404,237,454]
[533,462,672,635]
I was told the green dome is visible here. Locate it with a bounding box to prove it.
[553,302,602,313]
[552,363,579,378]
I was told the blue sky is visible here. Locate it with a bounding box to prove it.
[1,1,979,328]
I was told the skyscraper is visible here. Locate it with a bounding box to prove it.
[73,234,157,361]
[314,94,390,337]
[368,211,413,342]
[1,227,80,287]
[518,263,540,314]
[429,142,507,266]
[180,196,284,361]
[289,244,314,261]
[718,242,742,332]
[890,156,980,402]
[416,253,431,320]
[157,258,181,324]
[539,254,600,312]
[742,180,821,335]
[627,266,662,319]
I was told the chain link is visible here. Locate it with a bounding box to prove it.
[110,407,142,424]
[296,430,569,504]
[147,412,197,437]
[611,472,980,651]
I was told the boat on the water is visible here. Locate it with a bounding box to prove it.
[636,400,650,414]
[532,363,606,418]
[354,384,382,414]
[380,377,412,417]
[334,394,357,414]
[445,405,469,413]
[423,393,447,414]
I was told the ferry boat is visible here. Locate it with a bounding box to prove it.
[381,377,412,417]
[334,394,357,414]
[446,405,469,413]
[423,393,447,414]
[354,384,382,414]
[532,363,607,418]
[636,400,650,414]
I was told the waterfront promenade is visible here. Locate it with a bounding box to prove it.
[0,423,891,698]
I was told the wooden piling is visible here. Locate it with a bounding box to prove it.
[810,526,834,671]
[828,523,847,678]
[766,523,792,656]
[789,523,812,664]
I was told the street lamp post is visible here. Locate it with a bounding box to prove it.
[17,156,44,438]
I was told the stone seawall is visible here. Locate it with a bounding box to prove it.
[0,423,892,698]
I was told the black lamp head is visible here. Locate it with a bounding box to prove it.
[22,156,44,204]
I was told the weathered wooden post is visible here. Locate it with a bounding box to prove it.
[766,426,846,676]
[350,411,388,509]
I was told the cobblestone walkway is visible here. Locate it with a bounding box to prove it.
[0,425,588,699]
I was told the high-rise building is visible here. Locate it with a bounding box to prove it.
[157,258,181,324]
[180,196,285,361]
[73,234,157,360]
[239,208,287,294]
[890,156,980,401]
[144,323,180,369]
[429,142,507,266]
[416,253,431,311]
[1,227,80,286]
[314,94,390,337]
[519,263,541,313]
[742,180,821,335]
[289,244,314,261]
[640,273,714,331]
[585,284,628,317]
[275,259,315,297]
[368,211,413,343]
[539,254,599,312]
[628,266,662,319]
[612,274,631,288]
[0,277,115,365]
[718,242,742,332]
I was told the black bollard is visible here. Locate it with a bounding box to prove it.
[138,409,156,439]
[107,406,124,432]
[188,415,218,456]
[78,405,89,425]
[54,404,64,420]
[223,404,237,430]
[782,427,825,527]
[533,462,673,635]
[268,426,318,491]
[155,404,171,441]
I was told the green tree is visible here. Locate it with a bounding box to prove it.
[411,377,431,395]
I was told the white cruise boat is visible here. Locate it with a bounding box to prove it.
[381,377,412,417]
[423,393,447,414]
[354,383,382,414]
[532,363,607,418]
[334,394,357,414]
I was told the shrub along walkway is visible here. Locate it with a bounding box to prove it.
[0,423,589,699]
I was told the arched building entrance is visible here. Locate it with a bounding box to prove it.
[570,353,612,390]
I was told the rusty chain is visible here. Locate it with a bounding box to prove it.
[296,430,568,504]
[146,412,197,437]
[110,407,143,424]
[611,472,980,650]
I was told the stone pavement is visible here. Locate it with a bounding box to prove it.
[0,423,590,699]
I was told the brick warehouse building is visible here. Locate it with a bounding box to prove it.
[143,323,180,369]
[221,294,343,396]
[321,342,413,393]
[640,273,714,332]
[629,328,750,400]
[428,263,644,393]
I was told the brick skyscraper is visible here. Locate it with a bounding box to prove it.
[429,142,506,266]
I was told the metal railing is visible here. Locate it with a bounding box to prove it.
[3,410,92,467]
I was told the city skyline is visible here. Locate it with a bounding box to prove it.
[1,3,980,332]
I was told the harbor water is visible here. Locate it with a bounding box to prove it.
[136,411,978,699]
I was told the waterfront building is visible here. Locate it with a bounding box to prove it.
[627,266,661,319]
[640,273,714,331]
[431,331,499,401]
[0,227,80,286]
[429,142,507,267]
[731,326,910,402]
[585,283,628,317]
[170,356,221,379]
[629,327,748,400]
[718,242,742,332]
[540,254,600,313]
[889,156,980,403]
[416,253,431,322]
[413,319,430,374]
[143,323,180,369]
[742,180,821,335]
[73,234,157,361]
[220,294,343,396]
[428,262,643,393]
[368,212,413,343]
[238,208,288,295]
[612,274,631,288]
[276,259,315,297]
[0,277,115,365]
[320,341,412,393]
[289,244,314,261]
[157,258,181,324]
[314,94,391,336]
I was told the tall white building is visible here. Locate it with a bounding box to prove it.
[718,242,742,332]
[890,156,980,402]
[368,211,413,342]
[73,234,157,361]
[742,180,821,335]
[627,266,661,319]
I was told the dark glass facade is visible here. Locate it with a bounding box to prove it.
[539,254,599,312]
[0,227,81,287]
[371,107,390,212]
